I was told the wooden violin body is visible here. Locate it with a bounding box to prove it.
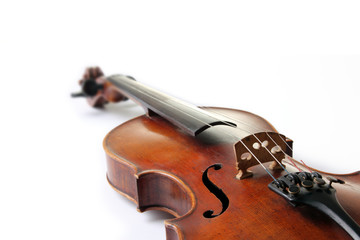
[73,67,360,239]
[105,108,360,239]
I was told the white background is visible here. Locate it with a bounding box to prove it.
[1,1,360,239]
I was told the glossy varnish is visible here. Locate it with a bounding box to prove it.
[72,67,360,239]
[104,107,360,240]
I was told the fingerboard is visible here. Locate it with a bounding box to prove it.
[107,75,236,136]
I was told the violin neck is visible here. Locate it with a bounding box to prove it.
[107,75,236,136]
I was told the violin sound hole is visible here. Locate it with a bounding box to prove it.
[202,164,229,218]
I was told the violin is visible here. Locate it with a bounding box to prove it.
[72,67,360,239]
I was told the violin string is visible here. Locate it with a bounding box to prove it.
[300,160,312,173]
[203,108,293,173]
[236,137,277,181]
[115,79,288,180]
[204,108,309,173]
[287,157,302,172]
[244,133,288,173]
[216,122,289,173]
[112,78,280,181]
[162,93,290,171]
[204,108,294,152]
[125,80,289,173]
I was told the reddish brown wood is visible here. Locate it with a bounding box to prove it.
[75,67,128,108]
[103,107,360,240]
[73,67,360,239]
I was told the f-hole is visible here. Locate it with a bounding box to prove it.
[202,164,229,218]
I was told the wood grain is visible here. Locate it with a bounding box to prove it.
[104,107,360,240]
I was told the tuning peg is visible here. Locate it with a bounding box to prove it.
[71,92,86,98]
[71,66,129,108]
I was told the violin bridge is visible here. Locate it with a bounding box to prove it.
[234,132,293,180]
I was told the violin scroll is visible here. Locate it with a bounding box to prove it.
[71,67,129,108]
